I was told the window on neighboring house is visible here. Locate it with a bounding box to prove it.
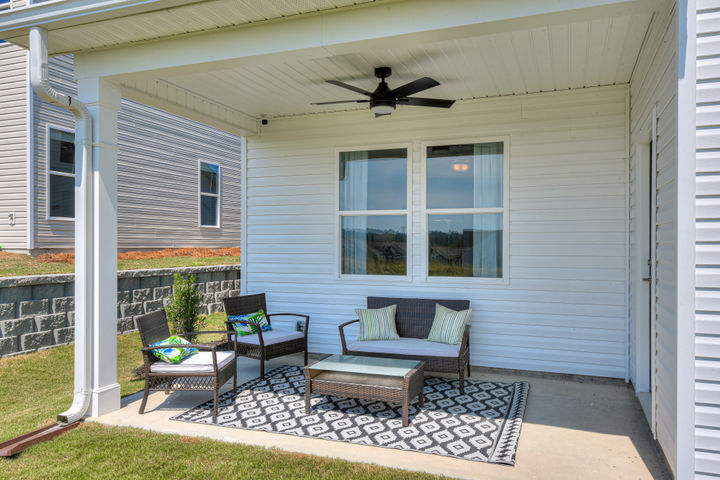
[48,128,75,219]
[425,141,506,278]
[200,161,220,226]
[339,148,408,276]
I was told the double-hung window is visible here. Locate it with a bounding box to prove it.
[48,127,75,219]
[425,140,507,279]
[338,147,408,276]
[199,161,220,227]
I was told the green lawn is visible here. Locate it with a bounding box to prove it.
[0,313,444,480]
[0,251,241,277]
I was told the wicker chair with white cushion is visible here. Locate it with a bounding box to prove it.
[223,293,309,378]
[137,310,238,416]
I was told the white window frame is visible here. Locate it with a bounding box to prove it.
[46,124,75,222]
[334,143,413,281]
[198,160,221,228]
[420,136,510,285]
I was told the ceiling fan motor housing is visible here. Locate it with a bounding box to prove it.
[374,66,392,79]
[370,77,396,113]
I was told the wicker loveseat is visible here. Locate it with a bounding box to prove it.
[339,296,471,392]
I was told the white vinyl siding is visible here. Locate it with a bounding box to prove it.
[32,55,242,249]
[628,3,679,475]
[695,1,720,477]
[245,85,628,379]
[0,40,27,251]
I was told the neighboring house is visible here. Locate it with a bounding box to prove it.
[0,0,718,478]
[0,5,241,253]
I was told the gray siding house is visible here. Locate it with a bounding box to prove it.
[0,31,241,253]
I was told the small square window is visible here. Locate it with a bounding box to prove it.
[339,149,406,211]
[341,215,407,275]
[428,213,502,278]
[426,142,503,209]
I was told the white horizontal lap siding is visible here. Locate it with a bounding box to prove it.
[34,55,243,249]
[696,2,720,477]
[245,85,628,378]
[0,42,27,251]
[628,2,679,474]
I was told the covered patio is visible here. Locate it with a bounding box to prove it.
[92,353,669,479]
[0,0,692,478]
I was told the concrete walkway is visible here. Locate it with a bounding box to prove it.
[90,354,671,480]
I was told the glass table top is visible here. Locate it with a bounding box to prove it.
[308,355,422,377]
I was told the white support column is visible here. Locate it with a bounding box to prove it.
[78,77,121,417]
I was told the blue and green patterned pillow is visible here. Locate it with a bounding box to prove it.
[228,309,271,337]
[149,335,198,364]
[427,304,472,345]
[355,305,400,341]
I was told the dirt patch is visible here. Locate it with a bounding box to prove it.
[37,247,241,265]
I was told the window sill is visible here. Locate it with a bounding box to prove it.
[48,216,74,222]
[422,275,509,286]
[338,274,413,283]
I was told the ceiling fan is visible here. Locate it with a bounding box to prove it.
[312,66,455,117]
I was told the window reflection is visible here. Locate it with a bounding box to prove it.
[428,214,502,278]
[342,215,407,275]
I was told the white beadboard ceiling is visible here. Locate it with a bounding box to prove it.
[124,11,652,119]
[3,0,379,54]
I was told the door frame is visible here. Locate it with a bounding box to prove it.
[631,105,657,437]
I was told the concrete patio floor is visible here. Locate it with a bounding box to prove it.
[90,354,671,480]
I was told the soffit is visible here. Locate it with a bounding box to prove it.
[0,0,378,53]
[124,10,652,119]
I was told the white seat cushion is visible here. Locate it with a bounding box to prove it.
[347,337,461,357]
[231,329,304,346]
[150,351,235,374]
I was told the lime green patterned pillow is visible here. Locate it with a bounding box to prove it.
[355,305,400,341]
[149,335,198,364]
[427,304,472,345]
[228,309,271,337]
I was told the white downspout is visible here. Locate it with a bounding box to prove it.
[29,27,93,425]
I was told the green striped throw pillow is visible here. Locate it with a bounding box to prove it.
[355,305,400,341]
[427,304,472,345]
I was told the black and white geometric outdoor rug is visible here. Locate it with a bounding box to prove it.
[171,365,530,465]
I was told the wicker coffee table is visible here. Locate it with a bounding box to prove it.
[304,355,425,427]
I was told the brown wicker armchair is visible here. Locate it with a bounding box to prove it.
[223,293,309,378]
[137,310,238,416]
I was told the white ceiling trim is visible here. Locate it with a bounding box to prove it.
[121,79,258,135]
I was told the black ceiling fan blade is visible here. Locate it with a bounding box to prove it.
[326,80,372,96]
[312,100,369,105]
[400,97,455,108]
[390,77,440,98]
[375,112,391,118]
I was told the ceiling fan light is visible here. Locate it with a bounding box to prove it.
[370,103,395,115]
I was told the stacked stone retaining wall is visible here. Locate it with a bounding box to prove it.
[0,264,241,357]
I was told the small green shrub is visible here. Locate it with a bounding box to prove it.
[165,273,204,342]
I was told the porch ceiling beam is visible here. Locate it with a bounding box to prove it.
[120,79,258,135]
[72,0,662,82]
